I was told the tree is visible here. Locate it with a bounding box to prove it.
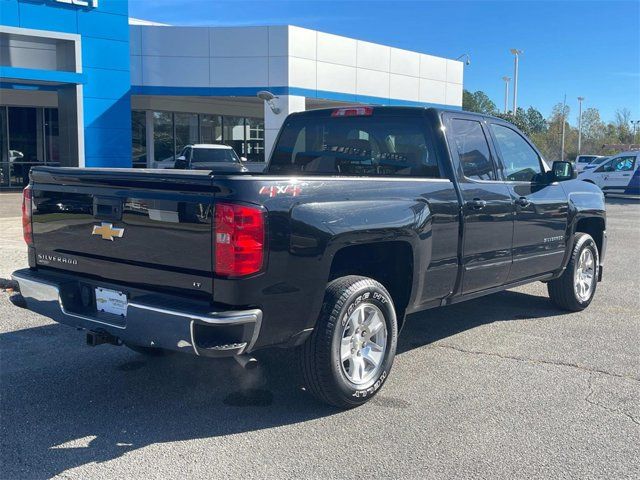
[462,90,498,115]
[525,107,547,134]
[614,108,632,143]
[580,108,605,142]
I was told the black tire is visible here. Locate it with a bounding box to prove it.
[125,343,174,356]
[547,232,599,311]
[298,275,398,408]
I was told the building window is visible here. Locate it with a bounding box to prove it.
[223,116,246,158]
[200,114,222,144]
[131,110,146,168]
[245,117,264,162]
[145,110,266,167]
[174,112,199,154]
[153,111,174,166]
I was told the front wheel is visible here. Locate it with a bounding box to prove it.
[299,275,398,408]
[547,232,599,311]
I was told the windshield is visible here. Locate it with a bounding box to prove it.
[590,156,609,165]
[191,147,239,163]
[268,114,440,177]
[577,155,597,163]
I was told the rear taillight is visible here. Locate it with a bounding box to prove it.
[214,202,265,277]
[22,185,33,246]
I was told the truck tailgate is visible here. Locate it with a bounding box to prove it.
[29,167,215,296]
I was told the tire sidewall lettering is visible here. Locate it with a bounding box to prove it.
[332,284,397,402]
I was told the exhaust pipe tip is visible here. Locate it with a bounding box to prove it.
[234,354,258,370]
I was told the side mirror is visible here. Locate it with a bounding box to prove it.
[174,156,188,169]
[551,161,576,182]
[240,156,248,162]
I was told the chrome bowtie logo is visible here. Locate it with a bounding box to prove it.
[92,222,124,241]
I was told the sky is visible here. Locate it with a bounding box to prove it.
[129,0,640,125]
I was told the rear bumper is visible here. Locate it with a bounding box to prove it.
[11,268,262,358]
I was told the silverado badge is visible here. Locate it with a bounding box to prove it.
[92,222,124,241]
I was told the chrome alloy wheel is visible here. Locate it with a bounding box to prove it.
[574,248,595,302]
[340,303,388,385]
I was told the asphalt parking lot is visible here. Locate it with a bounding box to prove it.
[1,192,638,479]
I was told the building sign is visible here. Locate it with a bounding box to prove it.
[54,0,99,7]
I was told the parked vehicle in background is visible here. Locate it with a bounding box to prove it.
[574,154,603,172]
[579,151,640,195]
[12,106,607,409]
[153,144,247,172]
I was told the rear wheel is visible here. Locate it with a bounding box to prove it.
[298,275,398,408]
[548,232,599,311]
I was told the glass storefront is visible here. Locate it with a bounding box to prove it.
[137,110,265,167]
[131,110,146,168]
[0,106,59,188]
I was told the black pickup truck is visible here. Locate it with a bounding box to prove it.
[12,106,606,408]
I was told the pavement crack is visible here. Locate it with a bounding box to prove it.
[434,343,640,383]
[584,374,640,427]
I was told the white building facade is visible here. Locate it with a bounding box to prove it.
[0,0,463,190]
[129,24,464,166]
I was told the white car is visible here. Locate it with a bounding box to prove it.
[578,150,640,195]
[152,144,246,169]
[574,154,604,172]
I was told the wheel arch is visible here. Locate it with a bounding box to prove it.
[328,241,414,330]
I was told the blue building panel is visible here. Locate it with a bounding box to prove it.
[0,0,19,27]
[83,95,130,130]
[16,1,79,34]
[81,36,130,71]
[77,9,129,41]
[84,126,132,159]
[83,67,130,99]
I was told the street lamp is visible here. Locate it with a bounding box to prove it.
[257,90,280,114]
[577,96,585,154]
[456,53,471,66]
[502,76,511,114]
[631,120,638,143]
[510,49,523,115]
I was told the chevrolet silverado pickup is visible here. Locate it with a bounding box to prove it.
[12,106,607,408]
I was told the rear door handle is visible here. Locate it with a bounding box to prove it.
[515,197,530,207]
[466,198,487,210]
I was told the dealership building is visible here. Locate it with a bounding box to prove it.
[0,0,463,189]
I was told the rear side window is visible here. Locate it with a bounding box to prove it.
[491,124,543,182]
[268,115,440,177]
[449,119,496,181]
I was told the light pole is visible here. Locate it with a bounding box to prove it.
[577,96,585,154]
[502,76,511,114]
[510,49,523,115]
[560,94,567,161]
[632,120,638,143]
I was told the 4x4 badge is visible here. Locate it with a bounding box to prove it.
[92,222,124,241]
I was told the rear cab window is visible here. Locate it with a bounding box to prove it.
[448,118,496,181]
[267,110,441,177]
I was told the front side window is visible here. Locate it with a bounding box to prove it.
[269,114,440,177]
[612,155,636,172]
[450,119,495,181]
[491,124,542,182]
[596,156,636,173]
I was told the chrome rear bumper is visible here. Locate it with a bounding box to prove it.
[11,268,262,357]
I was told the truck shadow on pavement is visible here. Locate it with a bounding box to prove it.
[1,289,561,479]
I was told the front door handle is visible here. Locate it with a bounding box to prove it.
[515,197,530,208]
[466,198,487,210]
